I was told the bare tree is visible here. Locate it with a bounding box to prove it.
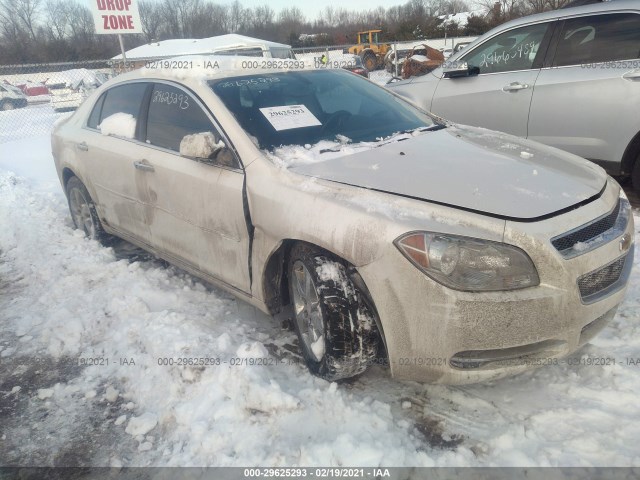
[45,0,72,40]
[1,0,41,40]
[228,0,247,33]
[443,0,469,15]
[139,0,165,41]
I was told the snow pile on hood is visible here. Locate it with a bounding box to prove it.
[266,128,430,168]
[99,113,137,139]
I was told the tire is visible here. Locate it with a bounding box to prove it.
[287,243,379,381]
[361,52,377,72]
[632,157,640,196]
[66,176,112,244]
[1,101,14,111]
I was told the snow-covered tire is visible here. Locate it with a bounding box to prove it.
[287,243,379,381]
[66,176,113,245]
[1,101,14,111]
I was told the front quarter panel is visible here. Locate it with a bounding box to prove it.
[245,157,507,371]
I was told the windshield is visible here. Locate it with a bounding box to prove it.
[210,70,436,150]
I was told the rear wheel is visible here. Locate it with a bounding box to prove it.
[288,243,379,381]
[1,101,14,111]
[66,176,112,244]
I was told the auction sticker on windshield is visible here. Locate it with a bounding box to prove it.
[259,105,322,131]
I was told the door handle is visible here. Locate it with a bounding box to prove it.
[133,160,155,172]
[76,142,88,151]
[502,82,530,92]
[622,70,640,81]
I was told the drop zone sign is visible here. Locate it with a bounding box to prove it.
[90,0,142,34]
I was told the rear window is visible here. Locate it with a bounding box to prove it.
[88,83,148,132]
[553,13,640,66]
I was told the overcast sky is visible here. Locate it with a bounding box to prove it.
[222,0,396,19]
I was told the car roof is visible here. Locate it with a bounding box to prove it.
[110,55,321,86]
[491,0,637,30]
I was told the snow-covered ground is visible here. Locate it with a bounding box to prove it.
[1,105,640,467]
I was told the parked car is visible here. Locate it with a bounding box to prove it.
[18,81,49,96]
[46,69,108,112]
[342,54,369,77]
[0,83,28,110]
[387,0,640,193]
[52,57,634,384]
[453,41,471,53]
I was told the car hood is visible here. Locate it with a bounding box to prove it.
[290,125,607,220]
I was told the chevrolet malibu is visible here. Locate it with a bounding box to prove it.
[51,58,634,384]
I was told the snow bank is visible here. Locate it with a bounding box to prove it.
[99,113,136,139]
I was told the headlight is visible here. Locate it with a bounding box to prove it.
[394,232,539,292]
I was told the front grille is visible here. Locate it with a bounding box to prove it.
[578,253,628,303]
[552,201,620,252]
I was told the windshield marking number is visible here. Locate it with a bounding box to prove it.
[259,104,322,131]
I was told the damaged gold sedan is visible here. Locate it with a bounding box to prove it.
[52,57,634,383]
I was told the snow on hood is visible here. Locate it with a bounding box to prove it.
[288,125,608,220]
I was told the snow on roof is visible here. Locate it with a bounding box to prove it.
[115,34,292,60]
[438,10,484,27]
[44,69,103,88]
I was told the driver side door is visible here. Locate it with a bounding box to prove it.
[431,21,554,137]
[139,82,251,293]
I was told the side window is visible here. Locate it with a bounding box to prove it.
[100,83,148,123]
[87,92,106,129]
[553,13,640,67]
[146,84,218,153]
[461,22,550,74]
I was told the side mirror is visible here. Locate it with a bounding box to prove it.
[179,132,224,161]
[442,61,479,79]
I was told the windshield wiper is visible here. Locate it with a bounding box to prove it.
[398,125,447,135]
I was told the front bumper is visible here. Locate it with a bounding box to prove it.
[359,179,634,384]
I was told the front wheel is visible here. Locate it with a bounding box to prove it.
[288,243,379,381]
[66,176,112,244]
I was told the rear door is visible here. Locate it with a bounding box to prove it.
[81,81,154,242]
[431,21,553,137]
[139,82,251,292]
[528,12,640,173]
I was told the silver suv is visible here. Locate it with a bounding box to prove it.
[387,0,640,193]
